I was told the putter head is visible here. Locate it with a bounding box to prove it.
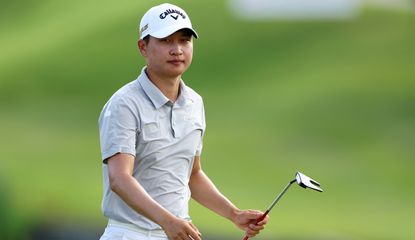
[295,172,323,192]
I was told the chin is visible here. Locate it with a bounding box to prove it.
[168,67,188,77]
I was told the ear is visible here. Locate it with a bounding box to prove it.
[138,39,147,57]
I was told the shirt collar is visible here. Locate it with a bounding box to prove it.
[137,67,192,109]
[176,80,194,107]
[138,68,169,109]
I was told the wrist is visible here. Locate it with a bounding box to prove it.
[228,207,241,223]
[156,211,178,229]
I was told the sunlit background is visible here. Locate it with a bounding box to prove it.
[1,0,414,239]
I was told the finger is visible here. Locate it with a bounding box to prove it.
[187,223,201,240]
[245,228,260,237]
[247,210,262,217]
[187,233,201,240]
[249,223,265,231]
[189,222,202,236]
[256,214,270,225]
[256,219,268,226]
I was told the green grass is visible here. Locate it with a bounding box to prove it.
[1,1,415,239]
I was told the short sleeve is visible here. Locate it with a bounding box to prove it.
[98,96,139,163]
[195,140,203,156]
[195,101,206,156]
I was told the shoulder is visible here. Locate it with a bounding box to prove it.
[183,85,203,104]
[112,80,140,100]
[99,80,144,120]
[106,80,145,106]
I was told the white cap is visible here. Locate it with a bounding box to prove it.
[139,3,198,40]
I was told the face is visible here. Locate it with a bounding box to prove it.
[138,29,193,79]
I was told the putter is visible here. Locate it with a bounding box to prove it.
[242,171,323,240]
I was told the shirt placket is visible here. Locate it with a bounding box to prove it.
[171,104,179,138]
[172,103,189,138]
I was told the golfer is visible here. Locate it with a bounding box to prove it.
[98,3,268,240]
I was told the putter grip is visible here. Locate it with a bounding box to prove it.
[242,210,269,240]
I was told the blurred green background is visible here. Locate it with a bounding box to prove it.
[1,0,414,239]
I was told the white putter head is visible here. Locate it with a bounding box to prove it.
[295,172,323,192]
[243,171,323,240]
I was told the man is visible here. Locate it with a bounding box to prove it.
[98,3,268,240]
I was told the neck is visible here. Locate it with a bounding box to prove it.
[145,68,181,102]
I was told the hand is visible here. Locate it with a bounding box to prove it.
[160,216,202,240]
[232,209,269,238]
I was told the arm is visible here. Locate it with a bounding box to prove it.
[107,153,202,240]
[189,156,269,237]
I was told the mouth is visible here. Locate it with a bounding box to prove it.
[167,59,185,65]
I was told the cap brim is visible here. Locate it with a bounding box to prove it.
[150,25,198,39]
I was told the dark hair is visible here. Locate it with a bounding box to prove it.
[181,28,194,38]
[143,35,150,44]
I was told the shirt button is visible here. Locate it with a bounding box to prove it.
[172,122,176,126]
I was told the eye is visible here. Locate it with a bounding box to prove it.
[181,37,192,43]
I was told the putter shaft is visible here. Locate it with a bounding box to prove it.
[266,180,296,212]
[242,179,296,240]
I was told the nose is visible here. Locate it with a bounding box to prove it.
[170,42,183,56]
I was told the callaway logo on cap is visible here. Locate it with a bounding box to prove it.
[139,3,199,40]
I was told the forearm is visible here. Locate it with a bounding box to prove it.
[189,169,239,222]
[189,167,269,238]
[107,153,202,239]
[110,172,175,226]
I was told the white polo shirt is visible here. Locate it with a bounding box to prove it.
[98,68,206,230]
